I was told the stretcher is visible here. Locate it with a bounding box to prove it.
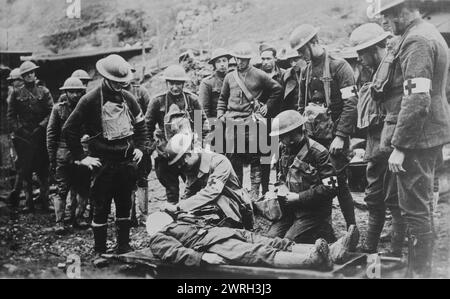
[103,249,406,279]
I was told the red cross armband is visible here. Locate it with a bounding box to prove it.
[403,78,431,96]
[340,85,358,99]
[322,176,338,189]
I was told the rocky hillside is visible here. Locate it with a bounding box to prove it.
[1,0,370,56]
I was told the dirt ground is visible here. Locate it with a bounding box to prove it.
[1,167,449,279]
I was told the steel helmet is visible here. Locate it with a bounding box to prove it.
[71,69,92,80]
[163,65,190,82]
[208,48,232,65]
[166,133,194,166]
[19,61,39,76]
[368,0,405,18]
[350,23,392,52]
[289,24,320,51]
[7,68,22,81]
[270,110,307,137]
[281,49,301,61]
[59,77,87,91]
[96,54,133,83]
[232,42,254,59]
[146,212,174,236]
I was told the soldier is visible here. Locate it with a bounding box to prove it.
[124,65,152,227]
[47,78,90,234]
[55,69,92,104]
[62,54,148,261]
[289,24,358,230]
[265,110,346,244]
[145,65,209,205]
[372,0,450,277]
[217,42,282,200]
[349,23,405,257]
[279,49,305,112]
[146,210,359,269]
[6,61,53,213]
[259,44,285,86]
[199,48,232,119]
[163,133,254,230]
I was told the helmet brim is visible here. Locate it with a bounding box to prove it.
[208,54,233,65]
[20,66,40,76]
[168,133,193,166]
[163,76,191,82]
[270,120,306,137]
[96,59,133,83]
[59,87,87,91]
[349,32,392,52]
[292,27,320,51]
[369,0,404,18]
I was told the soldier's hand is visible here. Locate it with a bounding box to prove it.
[79,156,102,170]
[285,192,299,202]
[133,149,144,164]
[330,136,345,155]
[388,148,406,173]
[260,105,268,117]
[201,253,226,265]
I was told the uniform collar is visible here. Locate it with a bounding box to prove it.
[196,152,211,178]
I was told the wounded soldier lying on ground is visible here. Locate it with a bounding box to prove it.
[146,211,359,271]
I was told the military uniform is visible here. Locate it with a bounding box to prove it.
[145,91,209,204]
[149,213,295,267]
[299,52,358,227]
[63,81,148,253]
[6,81,54,208]
[198,71,225,119]
[179,151,254,230]
[281,67,302,112]
[47,100,90,225]
[217,66,282,198]
[373,18,450,270]
[267,138,338,244]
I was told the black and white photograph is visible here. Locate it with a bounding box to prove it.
[0,0,450,281]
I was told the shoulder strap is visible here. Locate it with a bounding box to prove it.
[232,70,254,101]
[322,50,332,108]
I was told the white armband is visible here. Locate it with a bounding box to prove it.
[403,78,431,96]
[340,85,358,99]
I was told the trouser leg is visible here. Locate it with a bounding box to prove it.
[233,229,295,251]
[330,151,356,227]
[54,163,70,224]
[260,162,271,196]
[155,157,180,204]
[285,218,336,244]
[398,147,440,277]
[266,212,295,239]
[250,157,261,200]
[389,207,406,257]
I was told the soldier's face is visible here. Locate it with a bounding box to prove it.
[297,45,312,63]
[280,129,304,146]
[214,57,229,74]
[357,48,376,69]
[176,152,199,173]
[167,81,184,96]
[66,90,84,104]
[289,57,303,71]
[236,58,250,71]
[261,51,276,73]
[382,7,408,35]
[107,79,128,92]
[22,71,36,83]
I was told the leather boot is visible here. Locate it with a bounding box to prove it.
[361,208,385,254]
[260,163,271,196]
[92,225,108,254]
[22,183,34,214]
[115,219,133,254]
[407,230,434,278]
[135,187,148,225]
[330,225,360,264]
[250,163,261,201]
[273,239,331,270]
[388,208,406,257]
